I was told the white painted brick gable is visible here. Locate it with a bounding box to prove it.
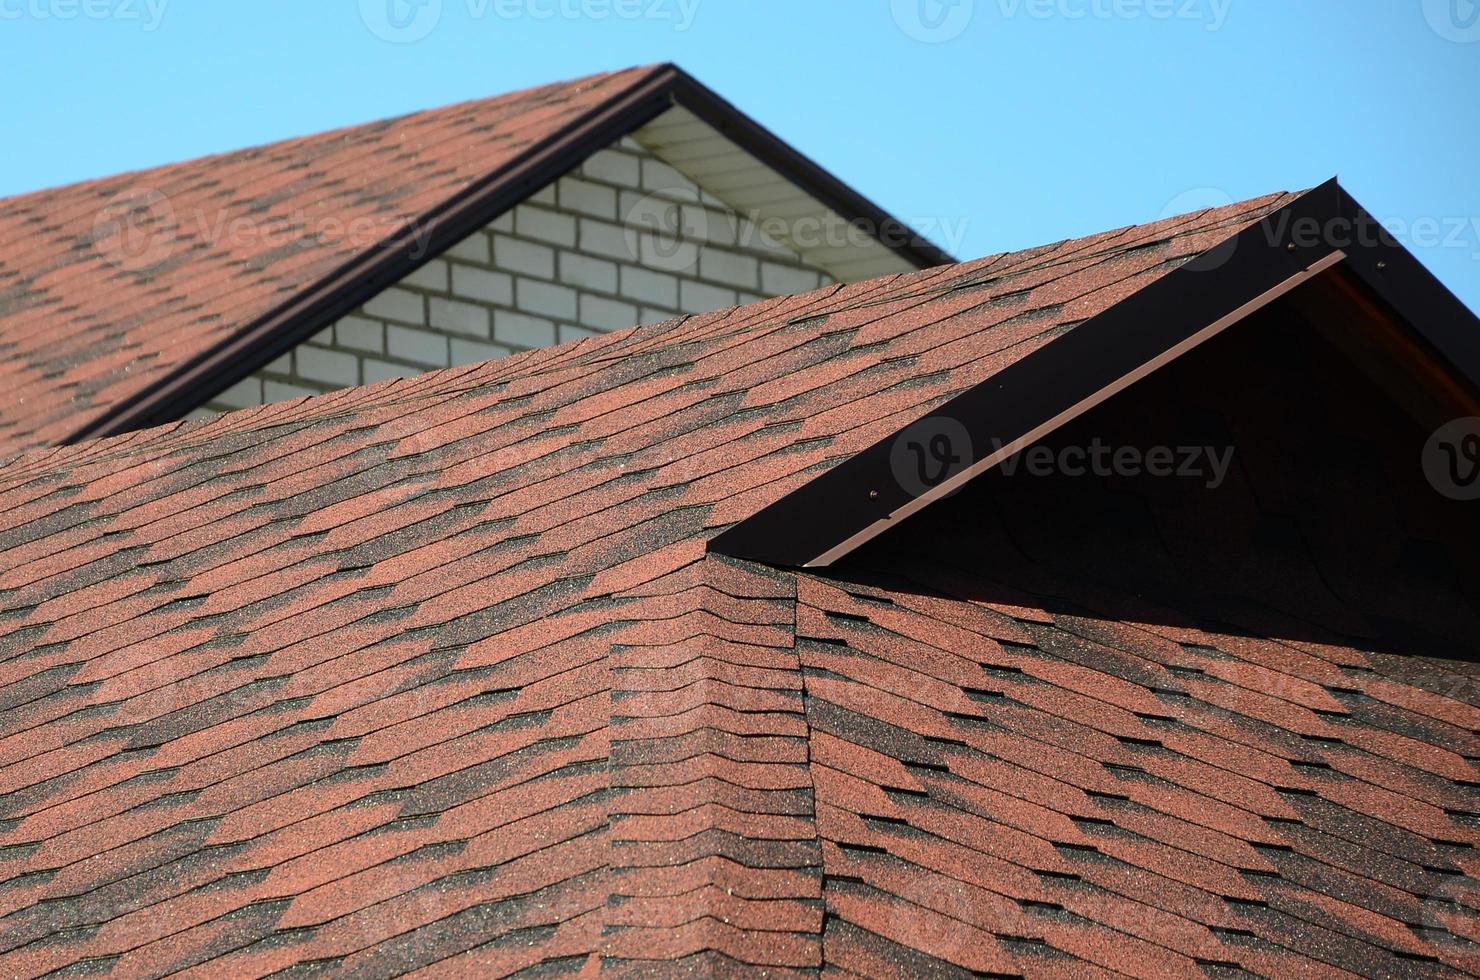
[201,137,835,415]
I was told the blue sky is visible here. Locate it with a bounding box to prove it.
[2,0,1476,311]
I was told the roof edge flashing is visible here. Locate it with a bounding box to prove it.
[709,180,1480,569]
[63,64,948,446]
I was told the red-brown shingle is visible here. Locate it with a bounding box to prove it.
[0,66,659,457]
[2,191,1473,976]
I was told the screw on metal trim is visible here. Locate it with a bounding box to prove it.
[868,489,880,500]
[1287,242,1297,252]
[1377,260,1388,271]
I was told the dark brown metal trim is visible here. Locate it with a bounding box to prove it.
[707,179,1480,568]
[65,64,955,443]
[664,67,958,271]
[65,64,678,443]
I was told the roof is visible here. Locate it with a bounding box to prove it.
[0,187,1476,976]
[0,64,952,460]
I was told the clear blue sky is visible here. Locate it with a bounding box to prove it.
[2,0,1476,311]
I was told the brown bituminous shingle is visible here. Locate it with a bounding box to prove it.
[4,192,1474,976]
[0,66,660,458]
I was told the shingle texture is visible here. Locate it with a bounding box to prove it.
[0,65,660,456]
[197,138,834,416]
[1,191,1475,977]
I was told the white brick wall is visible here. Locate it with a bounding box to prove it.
[203,136,835,413]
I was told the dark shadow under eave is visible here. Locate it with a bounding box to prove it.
[830,281,1480,666]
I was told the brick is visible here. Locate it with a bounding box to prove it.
[215,377,263,409]
[515,205,576,247]
[335,316,384,353]
[641,158,698,197]
[622,191,714,244]
[446,232,490,263]
[582,149,641,188]
[387,325,450,367]
[761,263,822,296]
[363,359,410,384]
[579,218,632,261]
[619,267,678,308]
[736,217,796,257]
[692,205,740,247]
[295,346,360,387]
[638,232,699,275]
[364,287,425,325]
[493,235,555,279]
[516,279,577,320]
[579,295,638,332]
[428,297,491,338]
[559,252,618,293]
[699,250,759,289]
[449,266,512,305]
[558,177,617,219]
[207,136,846,415]
[450,338,513,367]
[403,259,449,291]
[680,280,738,314]
[494,311,557,349]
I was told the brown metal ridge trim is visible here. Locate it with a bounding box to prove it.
[65,63,955,444]
[64,65,682,443]
[708,179,1480,569]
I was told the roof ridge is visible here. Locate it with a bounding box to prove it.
[0,191,1309,486]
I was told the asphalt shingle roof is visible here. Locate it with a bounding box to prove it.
[1,190,1475,977]
[0,66,657,457]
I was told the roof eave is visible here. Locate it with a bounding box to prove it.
[708,179,1480,568]
[64,65,951,445]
